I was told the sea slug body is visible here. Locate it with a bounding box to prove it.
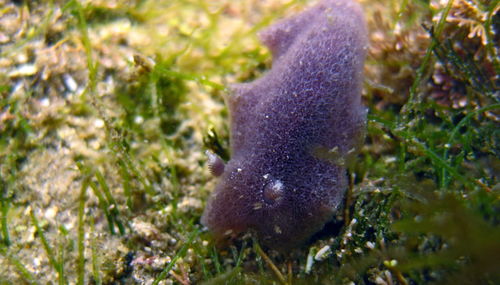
[202,0,368,250]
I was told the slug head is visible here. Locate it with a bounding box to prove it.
[202,154,343,250]
[201,157,286,243]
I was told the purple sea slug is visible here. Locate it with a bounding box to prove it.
[202,0,368,250]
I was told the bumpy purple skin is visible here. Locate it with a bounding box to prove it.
[202,0,367,250]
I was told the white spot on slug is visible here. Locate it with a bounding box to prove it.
[263,179,284,203]
[253,202,263,210]
[274,225,282,234]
